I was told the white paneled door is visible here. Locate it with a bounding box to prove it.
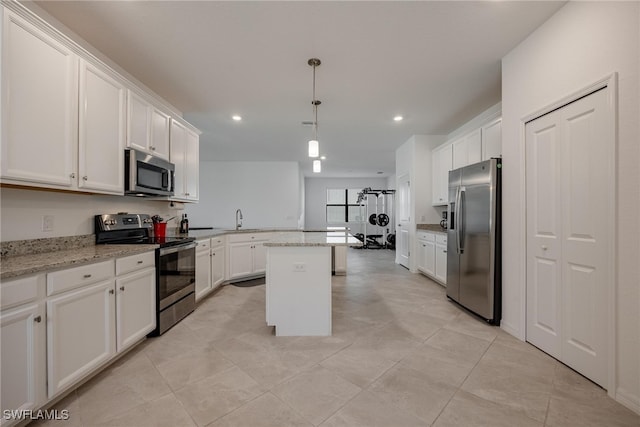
[526,87,613,388]
[396,174,410,268]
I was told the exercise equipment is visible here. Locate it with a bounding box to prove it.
[355,188,396,249]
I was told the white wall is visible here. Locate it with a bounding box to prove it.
[304,177,390,233]
[502,1,639,412]
[185,161,301,229]
[0,188,179,241]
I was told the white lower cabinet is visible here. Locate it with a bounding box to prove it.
[1,279,46,427]
[46,252,155,398]
[435,235,447,284]
[211,241,226,290]
[416,231,446,286]
[195,237,226,302]
[47,279,115,398]
[227,233,271,281]
[195,239,212,302]
[115,266,156,351]
[416,232,436,277]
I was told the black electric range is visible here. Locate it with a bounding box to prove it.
[95,213,196,336]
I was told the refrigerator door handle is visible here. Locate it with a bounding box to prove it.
[455,187,461,254]
[459,186,466,253]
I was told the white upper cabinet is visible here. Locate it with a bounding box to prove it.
[1,5,199,196]
[452,129,481,170]
[78,59,126,194]
[184,128,199,200]
[481,117,502,160]
[150,108,171,160]
[170,120,199,202]
[1,10,78,188]
[432,143,452,206]
[127,91,151,153]
[127,90,170,160]
[432,113,501,206]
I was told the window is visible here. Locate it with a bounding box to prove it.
[326,189,362,223]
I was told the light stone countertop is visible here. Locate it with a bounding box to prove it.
[416,224,447,234]
[264,231,363,247]
[0,228,355,280]
[183,228,304,240]
[0,244,158,281]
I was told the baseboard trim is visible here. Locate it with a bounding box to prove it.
[616,387,640,415]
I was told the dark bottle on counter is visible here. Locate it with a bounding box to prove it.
[179,214,189,234]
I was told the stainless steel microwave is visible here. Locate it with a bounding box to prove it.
[124,149,175,197]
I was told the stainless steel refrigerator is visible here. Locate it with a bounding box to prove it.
[446,158,501,324]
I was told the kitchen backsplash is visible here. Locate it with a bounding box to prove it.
[0,187,182,242]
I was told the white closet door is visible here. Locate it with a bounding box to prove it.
[526,88,612,388]
[559,89,610,387]
[526,112,562,359]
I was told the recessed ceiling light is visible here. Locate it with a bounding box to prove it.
[393,115,403,122]
[320,156,326,160]
[232,115,242,121]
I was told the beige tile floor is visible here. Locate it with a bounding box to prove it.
[36,249,639,427]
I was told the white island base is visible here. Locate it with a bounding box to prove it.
[266,246,332,336]
[265,230,361,336]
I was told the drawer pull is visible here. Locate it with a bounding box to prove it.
[83,274,92,278]
[109,289,114,295]
[120,286,125,291]
[137,260,144,264]
[34,315,42,323]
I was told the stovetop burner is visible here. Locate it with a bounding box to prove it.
[95,214,195,248]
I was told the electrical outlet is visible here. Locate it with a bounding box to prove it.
[293,263,306,272]
[42,215,54,232]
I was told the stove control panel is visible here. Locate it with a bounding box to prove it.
[95,214,153,232]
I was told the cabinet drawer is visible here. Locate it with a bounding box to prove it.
[195,239,210,252]
[227,233,269,243]
[416,231,435,242]
[211,236,225,248]
[47,260,114,296]
[436,234,447,245]
[1,274,44,310]
[116,252,155,276]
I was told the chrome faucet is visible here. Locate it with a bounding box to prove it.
[235,209,243,230]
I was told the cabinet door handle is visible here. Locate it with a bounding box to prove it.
[137,260,144,264]
[70,173,76,178]
[34,315,42,323]
[82,176,88,181]
[109,289,114,295]
[443,250,447,253]
[150,146,156,151]
[83,274,92,278]
[120,286,125,291]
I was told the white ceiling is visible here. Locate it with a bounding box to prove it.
[35,0,565,177]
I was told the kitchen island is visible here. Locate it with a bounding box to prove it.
[264,231,362,336]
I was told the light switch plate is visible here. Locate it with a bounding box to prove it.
[293,263,306,272]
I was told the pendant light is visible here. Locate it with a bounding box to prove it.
[313,159,322,173]
[308,58,321,158]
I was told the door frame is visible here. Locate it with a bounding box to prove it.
[521,73,617,396]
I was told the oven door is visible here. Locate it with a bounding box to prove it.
[157,243,196,310]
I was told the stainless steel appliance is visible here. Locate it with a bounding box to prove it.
[125,149,175,197]
[446,158,501,324]
[95,213,196,335]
